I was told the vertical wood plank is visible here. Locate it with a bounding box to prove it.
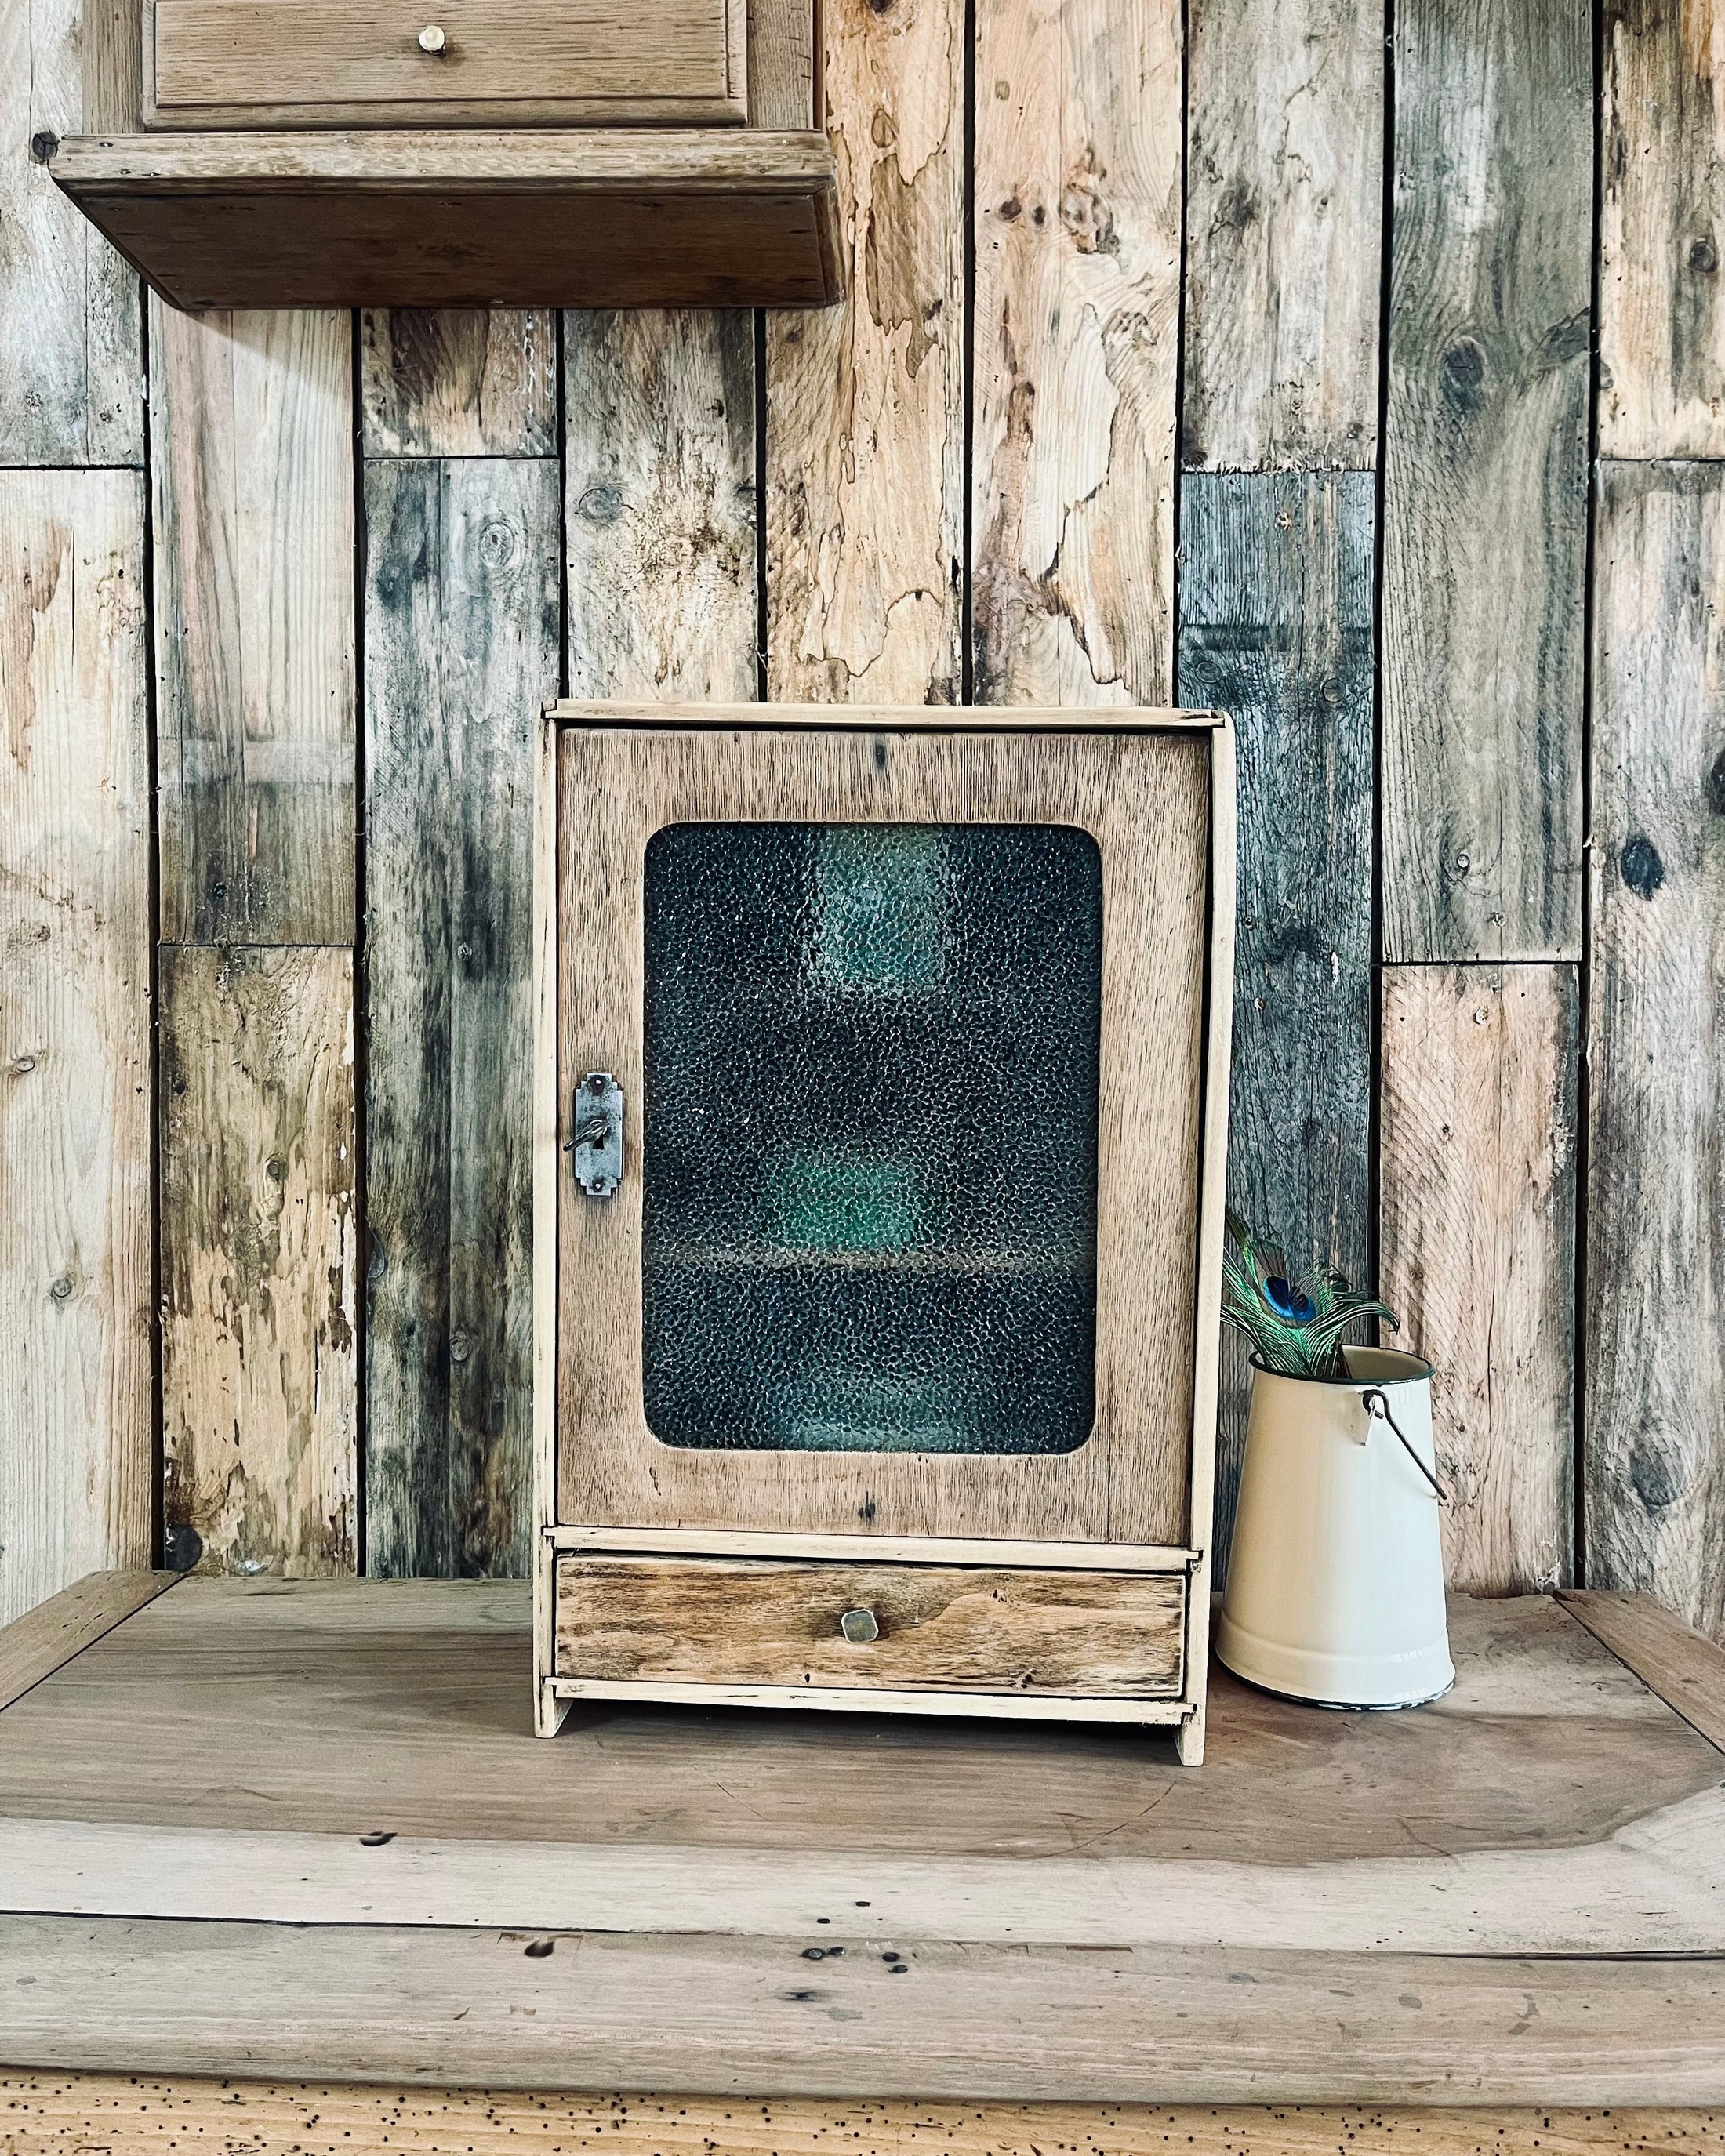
[1379,964,1578,1595]
[1587,459,1725,1642]
[1182,0,1382,474]
[0,470,151,1628]
[565,313,757,701]
[970,0,1182,706]
[1176,472,1375,1563]
[151,303,356,949]
[0,0,141,466]
[1600,0,1725,459]
[160,946,357,1579]
[363,458,559,1578]
[764,0,966,705]
[1381,0,1590,964]
[360,312,557,459]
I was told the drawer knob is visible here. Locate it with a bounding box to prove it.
[417,24,447,51]
[839,1607,879,1645]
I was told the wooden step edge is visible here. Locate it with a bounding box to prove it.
[0,1570,185,1718]
[1556,1588,1725,1756]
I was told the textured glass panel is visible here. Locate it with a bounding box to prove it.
[641,822,1102,1454]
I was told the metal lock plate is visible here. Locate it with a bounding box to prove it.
[569,1072,623,1199]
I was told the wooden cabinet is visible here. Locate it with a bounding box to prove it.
[533,703,1236,1759]
[50,0,836,307]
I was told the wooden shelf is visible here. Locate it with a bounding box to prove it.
[49,129,844,310]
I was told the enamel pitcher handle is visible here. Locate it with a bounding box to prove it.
[1360,1388,1451,1504]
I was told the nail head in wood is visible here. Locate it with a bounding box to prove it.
[839,1607,879,1645]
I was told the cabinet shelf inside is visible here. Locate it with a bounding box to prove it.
[49,128,844,310]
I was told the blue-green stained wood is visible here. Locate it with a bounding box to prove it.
[1177,470,1375,1563]
[362,456,560,1578]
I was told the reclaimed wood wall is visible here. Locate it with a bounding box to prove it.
[2,0,1721,1641]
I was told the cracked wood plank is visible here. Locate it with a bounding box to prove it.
[565,311,757,701]
[361,311,557,459]
[1182,0,1382,472]
[0,470,151,1628]
[1379,964,1578,1595]
[363,458,559,1577]
[1381,0,1589,963]
[0,0,141,463]
[1600,0,1725,458]
[151,302,356,948]
[764,0,965,704]
[1176,471,1373,1567]
[160,946,357,1579]
[1585,459,1725,1643]
[971,0,1181,705]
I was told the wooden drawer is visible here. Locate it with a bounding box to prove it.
[555,1555,1186,1699]
[146,0,746,129]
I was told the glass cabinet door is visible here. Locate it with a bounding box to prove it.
[640,821,1104,1454]
[555,719,1212,1548]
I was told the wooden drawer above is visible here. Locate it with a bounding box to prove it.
[147,0,747,129]
[555,1555,1187,1701]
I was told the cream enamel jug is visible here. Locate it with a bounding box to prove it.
[1217,1346,1454,1708]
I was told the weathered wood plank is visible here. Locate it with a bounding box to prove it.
[159,947,358,1578]
[565,313,757,700]
[1586,459,1725,1643]
[0,1573,177,1715]
[764,0,964,703]
[5,1912,1725,2100]
[1175,473,1373,1563]
[0,471,152,1631]
[1560,1588,1725,1755]
[151,302,356,948]
[0,0,141,464]
[1600,0,1725,459]
[363,458,559,1578]
[1381,0,1590,963]
[2,2079,1721,2156]
[1182,0,1382,472]
[969,0,1181,704]
[1379,965,1578,1595]
[360,311,557,458]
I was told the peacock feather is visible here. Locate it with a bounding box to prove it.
[1222,1211,1400,1381]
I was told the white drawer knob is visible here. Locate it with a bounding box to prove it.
[418,24,447,51]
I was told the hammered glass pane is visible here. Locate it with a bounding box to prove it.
[641,822,1102,1454]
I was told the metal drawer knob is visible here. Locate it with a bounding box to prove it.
[417,24,447,51]
[839,1607,879,1645]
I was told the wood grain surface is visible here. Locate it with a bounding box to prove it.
[555,1555,1186,1694]
[1559,1587,1725,1754]
[0,1573,178,1714]
[1379,965,1579,1595]
[0,0,140,464]
[555,724,1210,1546]
[764,0,964,701]
[1,2078,1720,2156]
[1585,460,1725,1644]
[361,310,557,457]
[1176,473,1373,1563]
[1381,0,1590,964]
[5,1911,1725,2100]
[1182,0,1382,471]
[0,472,153,1630]
[151,302,356,947]
[159,949,358,1579]
[565,312,758,701]
[1600,0,1725,458]
[363,459,557,1578]
[969,0,1180,705]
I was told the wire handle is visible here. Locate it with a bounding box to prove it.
[1361,1387,1450,1504]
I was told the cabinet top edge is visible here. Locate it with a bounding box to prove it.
[543,701,1229,734]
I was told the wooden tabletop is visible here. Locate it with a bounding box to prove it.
[0,1575,1721,2104]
